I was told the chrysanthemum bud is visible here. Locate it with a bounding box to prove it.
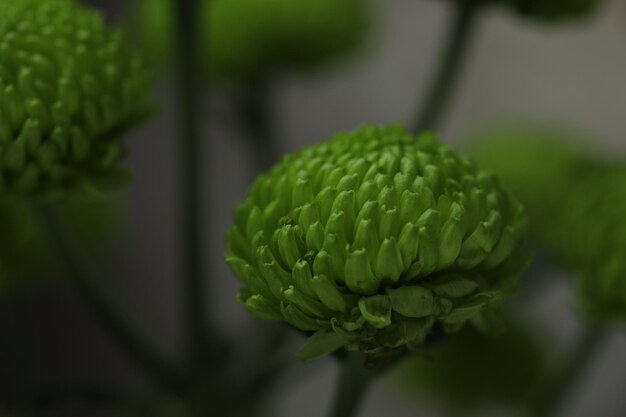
[135,0,371,80]
[0,0,153,194]
[226,125,529,361]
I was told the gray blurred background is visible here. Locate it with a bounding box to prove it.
[2,0,626,416]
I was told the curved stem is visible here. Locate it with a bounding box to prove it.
[413,0,479,133]
[37,205,183,390]
[328,353,373,417]
[241,79,280,173]
[173,0,209,363]
[528,324,607,417]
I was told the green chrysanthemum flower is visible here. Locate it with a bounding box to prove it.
[226,125,529,361]
[470,126,626,323]
[0,0,153,194]
[136,0,371,80]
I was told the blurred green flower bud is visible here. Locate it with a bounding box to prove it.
[226,125,529,362]
[135,0,371,80]
[394,314,549,412]
[468,125,593,237]
[550,168,626,323]
[470,124,626,324]
[0,0,154,195]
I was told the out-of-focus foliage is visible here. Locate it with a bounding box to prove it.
[549,167,626,323]
[0,0,154,195]
[469,124,626,323]
[394,315,549,412]
[0,195,117,293]
[468,125,594,237]
[135,0,372,80]
[226,125,529,362]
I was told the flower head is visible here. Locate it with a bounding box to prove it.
[136,0,371,80]
[226,125,529,361]
[0,0,153,194]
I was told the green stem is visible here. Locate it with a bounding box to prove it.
[328,353,373,417]
[37,205,183,390]
[173,0,208,362]
[413,0,479,133]
[529,324,607,417]
[241,79,280,173]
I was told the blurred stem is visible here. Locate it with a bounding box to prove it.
[173,0,209,363]
[529,324,607,417]
[34,384,135,413]
[37,205,183,391]
[413,0,479,133]
[328,353,373,417]
[242,79,280,173]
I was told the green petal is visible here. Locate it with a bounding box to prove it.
[358,294,392,329]
[312,274,346,313]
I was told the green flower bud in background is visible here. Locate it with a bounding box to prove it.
[549,168,626,324]
[0,0,154,195]
[135,0,371,80]
[468,125,593,238]
[470,124,626,324]
[394,314,549,412]
[226,125,529,362]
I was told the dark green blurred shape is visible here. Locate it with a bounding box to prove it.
[0,194,116,293]
[444,0,601,21]
[135,0,372,80]
[469,124,626,324]
[394,315,548,412]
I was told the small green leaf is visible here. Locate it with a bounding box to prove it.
[387,286,434,318]
[429,275,479,298]
[297,329,347,362]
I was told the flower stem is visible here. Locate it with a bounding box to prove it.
[413,0,479,133]
[173,0,208,363]
[241,79,280,173]
[529,324,607,417]
[328,352,373,417]
[37,205,183,391]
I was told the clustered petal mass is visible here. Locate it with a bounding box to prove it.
[136,0,370,79]
[0,0,153,194]
[226,125,529,361]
